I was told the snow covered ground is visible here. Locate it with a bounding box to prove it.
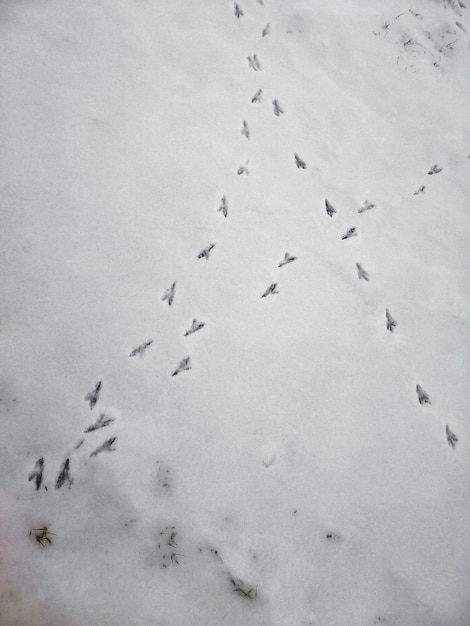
[1,0,469,624]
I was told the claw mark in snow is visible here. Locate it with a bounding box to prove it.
[428,164,442,175]
[28,457,44,490]
[172,357,192,376]
[162,282,176,306]
[325,199,336,216]
[234,3,243,18]
[129,340,153,357]
[416,384,431,405]
[278,253,297,267]
[261,283,279,298]
[198,243,216,260]
[85,381,101,409]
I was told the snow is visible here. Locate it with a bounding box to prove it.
[1,0,469,624]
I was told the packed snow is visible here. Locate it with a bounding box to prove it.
[1,0,469,624]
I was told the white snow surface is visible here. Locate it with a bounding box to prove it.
[1,0,469,624]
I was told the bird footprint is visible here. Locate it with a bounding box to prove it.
[198,243,216,260]
[261,283,279,298]
[251,89,262,103]
[129,340,153,357]
[247,55,262,71]
[218,195,228,217]
[342,227,357,240]
[162,282,176,306]
[85,381,102,410]
[278,253,297,267]
[272,99,284,116]
[184,319,205,336]
[325,199,336,216]
[416,384,431,405]
[172,357,192,376]
[294,153,307,169]
[356,263,369,280]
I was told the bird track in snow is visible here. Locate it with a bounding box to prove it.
[184,319,205,336]
[342,227,357,240]
[198,243,216,260]
[356,263,369,280]
[162,282,176,306]
[294,153,307,169]
[129,340,153,357]
[325,199,336,216]
[85,381,101,410]
[278,253,297,267]
[272,99,284,116]
[247,55,262,71]
[261,283,279,298]
[218,195,228,217]
[172,357,192,376]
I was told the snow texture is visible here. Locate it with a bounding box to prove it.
[1,0,470,624]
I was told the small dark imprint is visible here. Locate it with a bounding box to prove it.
[30,526,55,547]
[416,384,431,405]
[172,357,192,376]
[261,283,279,298]
[184,319,205,336]
[294,153,307,169]
[241,120,250,139]
[231,577,257,600]
[356,263,369,280]
[247,55,262,71]
[234,3,243,18]
[278,253,297,267]
[85,381,101,410]
[162,281,176,306]
[129,340,153,357]
[342,227,357,240]
[446,424,458,448]
[198,243,216,260]
[218,195,228,217]
[251,89,262,103]
[325,199,336,216]
[428,164,442,175]
[56,459,73,489]
[28,457,44,491]
[358,200,375,213]
[90,437,117,457]
[237,163,249,176]
[385,308,397,332]
[262,23,270,37]
[272,99,284,116]
[413,185,426,195]
[85,412,115,433]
